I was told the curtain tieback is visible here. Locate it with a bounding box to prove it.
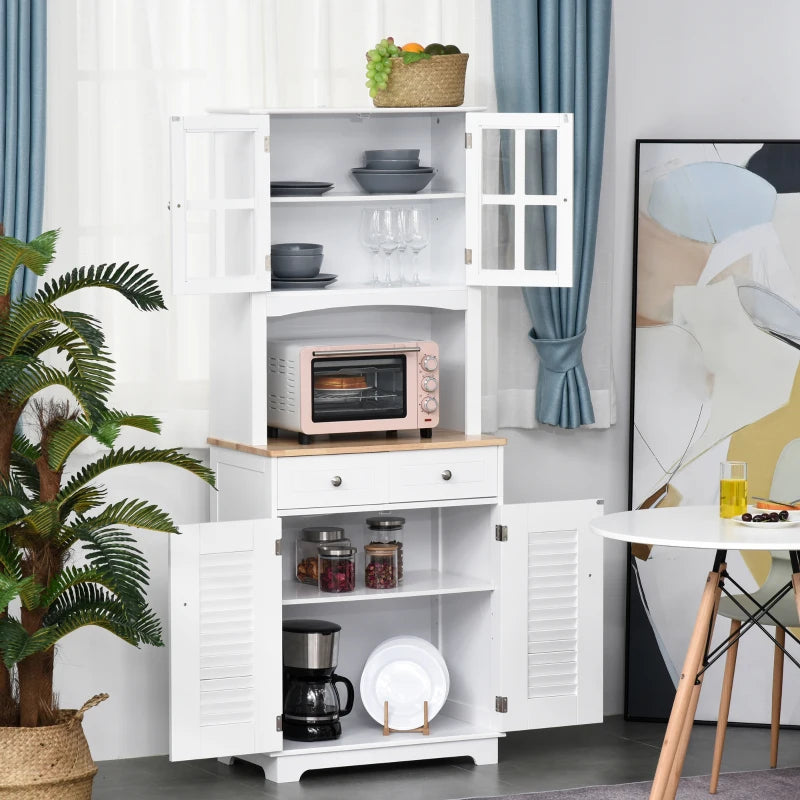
[529,328,587,373]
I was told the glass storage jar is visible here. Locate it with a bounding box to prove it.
[364,542,399,590]
[318,543,357,593]
[365,516,405,582]
[296,526,346,585]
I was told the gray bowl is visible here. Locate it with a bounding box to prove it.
[271,242,324,255]
[351,168,437,194]
[365,159,420,170]
[364,148,420,162]
[272,251,324,278]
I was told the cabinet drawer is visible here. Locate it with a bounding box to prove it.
[389,447,498,503]
[277,453,390,509]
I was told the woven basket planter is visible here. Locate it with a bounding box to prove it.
[0,695,107,800]
[373,53,469,108]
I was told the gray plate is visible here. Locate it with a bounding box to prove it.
[271,182,334,196]
[352,167,434,174]
[271,274,337,290]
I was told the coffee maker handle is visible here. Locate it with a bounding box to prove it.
[332,674,355,717]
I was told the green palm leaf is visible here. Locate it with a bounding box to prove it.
[10,434,40,497]
[0,532,22,580]
[39,564,113,608]
[0,230,58,296]
[35,263,165,312]
[59,447,215,502]
[70,526,149,609]
[1,298,105,356]
[55,486,107,528]
[43,583,163,647]
[0,616,60,669]
[0,574,35,615]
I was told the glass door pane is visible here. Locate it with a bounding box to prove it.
[466,113,573,288]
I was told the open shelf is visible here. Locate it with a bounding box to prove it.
[283,569,493,605]
[271,191,465,205]
[266,284,469,316]
[211,106,487,117]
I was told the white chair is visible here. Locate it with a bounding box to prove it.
[709,551,798,793]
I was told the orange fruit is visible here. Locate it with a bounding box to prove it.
[401,42,424,53]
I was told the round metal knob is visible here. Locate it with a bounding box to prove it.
[420,396,438,413]
[421,376,438,392]
[441,469,452,481]
[421,354,438,372]
[331,476,342,487]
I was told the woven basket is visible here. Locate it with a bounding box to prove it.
[0,694,108,800]
[373,53,469,108]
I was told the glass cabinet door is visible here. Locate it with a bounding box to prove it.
[465,112,573,288]
[170,114,270,294]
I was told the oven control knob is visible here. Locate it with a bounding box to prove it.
[421,376,438,392]
[421,396,438,413]
[421,355,438,372]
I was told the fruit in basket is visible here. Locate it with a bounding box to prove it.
[401,42,424,53]
[443,44,461,54]
[424,42,447,55]
[365,37,400,97]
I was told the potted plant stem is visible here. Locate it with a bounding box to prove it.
[0,230,215,797]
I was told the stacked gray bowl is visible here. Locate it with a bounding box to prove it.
[271,243,324,279]
[352,149,436,194]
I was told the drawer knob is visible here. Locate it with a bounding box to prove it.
[331,475,342,487]
[441,469,452,481]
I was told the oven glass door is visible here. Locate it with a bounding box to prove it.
[311,354,407,422]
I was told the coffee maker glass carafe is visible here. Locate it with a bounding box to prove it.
[282,619,354,742]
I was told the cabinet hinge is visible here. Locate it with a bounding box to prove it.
[495,524,508,542]
[265,253,271,271]
[465,248,472,265]
[495,696,508,713]
[276,714,283,731]
[465,132,472,149]
[275,539,282,556]
[264,135,270,152]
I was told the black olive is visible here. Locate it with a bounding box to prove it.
[742,513,753,522]
[780,510,789,521]
[770,512,780,522]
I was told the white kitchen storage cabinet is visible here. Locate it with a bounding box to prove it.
[168,108,601,784]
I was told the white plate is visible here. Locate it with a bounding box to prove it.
[735,507,800,528]
[747,505,800,521]
[360,636,449,730]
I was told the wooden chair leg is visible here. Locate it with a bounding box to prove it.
[710,619,741,794]
[771,626,785,769]
[649,567,723,800]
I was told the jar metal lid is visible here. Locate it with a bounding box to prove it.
[365,542,398,555]
[302,526,346,542]
[365,516,405,530]
[318,543,357,557]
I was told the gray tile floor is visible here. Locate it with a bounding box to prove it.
[92,717,800,799]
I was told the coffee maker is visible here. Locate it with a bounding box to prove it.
[282,619,354,742]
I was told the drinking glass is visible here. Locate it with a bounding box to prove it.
[403,207,430,286]
[359,209,382,286]
[376,207,401,287]
[720,461,748,518]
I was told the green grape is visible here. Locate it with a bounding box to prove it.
[367,49,378,58]
[370,52,381,63]
[365,37,399,99]
[369,88,378,98]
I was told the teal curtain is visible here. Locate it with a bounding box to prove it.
[491,0,611,428]
[1,0,47,300]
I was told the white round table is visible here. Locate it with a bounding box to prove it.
[590,505,800,800]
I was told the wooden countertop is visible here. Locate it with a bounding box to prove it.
[208,429,507,458]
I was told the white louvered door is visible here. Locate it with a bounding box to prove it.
[493,500,604,732]
[169,518,283,760]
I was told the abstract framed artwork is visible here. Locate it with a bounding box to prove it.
[627,140,800,723]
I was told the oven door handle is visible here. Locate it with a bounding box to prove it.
[311,346,422,357]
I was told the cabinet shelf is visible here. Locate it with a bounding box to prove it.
[271,191,465,205]
[282,569,493,605]
[265,284,469,316]
[271,712,501,756]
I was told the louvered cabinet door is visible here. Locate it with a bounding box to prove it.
[169,519,282,760]
[493,500,603,732]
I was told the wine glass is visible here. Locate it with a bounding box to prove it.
[359,209,382,286]
[404,207,430,286]
[376,207,401,287]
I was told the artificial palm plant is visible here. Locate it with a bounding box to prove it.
[0,230,214,728]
